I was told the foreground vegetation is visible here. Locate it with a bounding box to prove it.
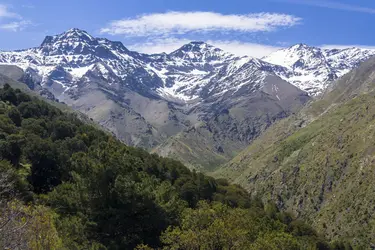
[0,84,346,249]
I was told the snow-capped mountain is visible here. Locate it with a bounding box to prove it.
[1,28,372,170]
[263,44,375,95]
[0,28,163,97]
[0,29,272,103]
[2,29,372,101]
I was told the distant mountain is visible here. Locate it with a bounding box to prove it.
[0,28,372,170]
[0,29,285,103]
[263,44,375,95]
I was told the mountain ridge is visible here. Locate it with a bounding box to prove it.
[0,28,373,170]
[1,28,374,100]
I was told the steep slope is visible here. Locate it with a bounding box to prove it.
[214,57,375,247]
[263,44,375,95]
[0,29,310,170]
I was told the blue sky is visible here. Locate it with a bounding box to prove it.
[0,0,374,57]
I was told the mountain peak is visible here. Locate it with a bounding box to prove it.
[38,28,131,57]
[289,43,314,51]
[189,41,207,45]
[293,43,309,47]
[64,28,93,38]
[66,27,86,33]
[170,41,233,62]
[175,41,216,52]
[41,28,95,47]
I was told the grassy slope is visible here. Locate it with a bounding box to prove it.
[214,57,375,246]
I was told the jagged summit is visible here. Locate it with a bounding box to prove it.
[66,27,89,33]
[38,29,130,57]
[290,43,310,49]
[169,41,233,63]
[41,28,94,47]
[173,41,215,51]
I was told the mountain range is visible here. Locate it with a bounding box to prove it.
[0,28,374,170]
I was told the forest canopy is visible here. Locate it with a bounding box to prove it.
[0,84,348,249]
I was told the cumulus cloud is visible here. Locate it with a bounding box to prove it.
[101,11,301,36]
[128,38,282,58]
[0,4,31,31]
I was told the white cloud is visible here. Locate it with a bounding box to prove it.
[127,38,282,58]
[101,11,301,36]
[0,20,31,31]
[208,40,282,58]
[0,4,31,32]
[0,4,19,18]
[320,44,375,50]
[275,0,375,14]
[128,38,191,55]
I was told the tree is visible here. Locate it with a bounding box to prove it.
[0,200,31,249]
[250,232,299,250]
[24,137,62,193]
[52,120,75,140]
[26,205,63,250]
[0,201,63,250]
[0,134,24,166]
[0,162,61,250]
[1,87,18,105]
[161,201,287,250]
[8,107,22,126]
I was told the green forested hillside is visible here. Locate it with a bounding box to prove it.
[0,84,339,249]
[215,58,375,248]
